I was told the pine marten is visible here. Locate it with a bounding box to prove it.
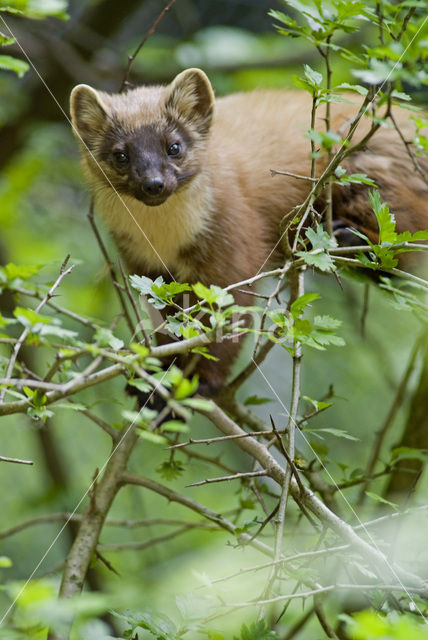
[70,68,428,392]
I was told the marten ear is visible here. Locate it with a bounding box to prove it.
[166,68,214,134]
[70,84,110,148]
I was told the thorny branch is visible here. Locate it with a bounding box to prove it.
[2,2,428,635]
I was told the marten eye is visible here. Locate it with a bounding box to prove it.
[113,151,129,165]
[167,143,181,157]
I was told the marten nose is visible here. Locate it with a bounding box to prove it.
[142,176,164,196]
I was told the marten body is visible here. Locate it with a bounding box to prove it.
[70,69,428,391]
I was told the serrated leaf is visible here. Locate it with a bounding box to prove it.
[297,250,336,272]
[192,283,234,308]
[113,609,177,639]
[94,327,124,351]
[157,460,185,480]
[303,63,323,88]
[130,274,157,295]
[13,307,52,327]
[314,315,342,330]
[306,225,338,250]
[290,292,320,318]
[369,190,397,244]
[234,619,277,640]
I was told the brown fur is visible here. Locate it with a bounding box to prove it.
[70,69,428,392]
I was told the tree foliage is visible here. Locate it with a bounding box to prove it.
[0,0,427,638]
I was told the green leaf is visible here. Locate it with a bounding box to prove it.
[234,620,277,640]
[130,343,150,361]
[297,225,338,272]
[0,311,14,328]
[130,274,168,309]
[244,395,273,406]
[307,128,343,150]
[297,249,336,272]
[152,280,192,302]
[302,396,333,412]
[127,378,152,394]
[369,190,397,244]
[192,283,234,308]
[94,327,124,351]
[0,54,29,77]
[314,315,342,330]
[122,408,158,426]
[50,402,87,412]
[303,63,323,88]
[290,292,320,318]
[0,556,12,568]
[37,324,78,341]
[13,307,52,327]
[305,427,359,441]
[390,446,428,463]
[391,89,412,101]
[174,376,199,400]
[335,82,368,95]
[112,609,177,639]
[160,420,189,433]
[130,274,157,296]
[182,397,214,412]
[0,32,15,45]
[157,459,185,481]
[27,406,54,422]
[306,225,338,251]
[335,172,377,187]
[365,491,398,510]
[3,263,42,282]
[138,430,167,445]
[0,0,69,19]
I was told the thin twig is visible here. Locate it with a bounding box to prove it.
[168,429,287,450]
[270,169,317,182]
[187,469,269,488]
[118,258,150,347]
[0,455,33,465]
[393,7,416,42]
[314,595,340,639]
[87,202,135,336]
[388,109,427,183]
[119,0,178,93]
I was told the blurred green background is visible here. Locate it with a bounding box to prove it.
[0,0,427,637]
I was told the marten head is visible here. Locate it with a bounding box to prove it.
[70,69,215,207]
